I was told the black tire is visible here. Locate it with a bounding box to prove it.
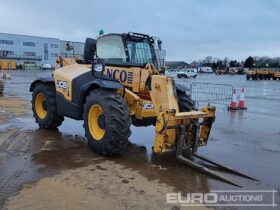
[177,75,181,79]
[83,89,131,155]
[177,91,197,111]
[32,83,64,129]
[0,80,4,94]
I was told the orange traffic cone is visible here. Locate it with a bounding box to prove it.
[228,89,239,110]
[238,88,247,109]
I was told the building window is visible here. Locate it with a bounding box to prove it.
[24,52,36,56]
[51,44,58,48]
[0,40,13,45]
[51,53,58,58]
[44,43,48,60]
[0,50,14,57]
[23,42,35,46]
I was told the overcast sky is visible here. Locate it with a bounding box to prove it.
[1,0,279,62]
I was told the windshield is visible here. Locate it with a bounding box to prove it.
[97,35,154,66]
[96,35,126,63]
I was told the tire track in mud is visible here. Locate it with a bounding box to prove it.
[0,117,95,209]
[0,129,22,152]
[0,126,33,208]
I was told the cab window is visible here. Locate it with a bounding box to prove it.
[97,35,126,63]
[126,40,152,65]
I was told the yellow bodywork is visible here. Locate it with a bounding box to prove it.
[274,71,280,78]
[0,60,16,70]
[149,75,215,152]
[247,69,280,79]
[55,58,215,153]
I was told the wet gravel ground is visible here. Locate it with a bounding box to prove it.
[0,70,279,210]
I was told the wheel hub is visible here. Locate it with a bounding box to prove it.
[42,101,47,111]
[35,93,47,119]
[98,114,106,129]
[88,104,105,140]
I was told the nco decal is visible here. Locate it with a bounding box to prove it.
[106,68,133,84]
[56,80,68,89]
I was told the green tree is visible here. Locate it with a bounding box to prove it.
[244,56,254,68]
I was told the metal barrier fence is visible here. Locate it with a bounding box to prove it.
[190,82,233,105]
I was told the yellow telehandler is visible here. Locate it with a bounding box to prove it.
[30,32,256,186]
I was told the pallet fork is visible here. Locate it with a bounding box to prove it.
[176,124,258,187]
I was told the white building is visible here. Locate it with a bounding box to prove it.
[0,32,85,69]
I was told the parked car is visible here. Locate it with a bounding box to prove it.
[42,64,52,70]
[177,68,197,78]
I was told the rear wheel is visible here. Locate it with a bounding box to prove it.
[83,89,131,155]
[32,83,64,129]
[177,91,197,111]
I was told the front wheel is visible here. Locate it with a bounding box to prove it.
[31,83,64,129]
[83,89,131,155]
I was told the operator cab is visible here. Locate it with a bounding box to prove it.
[84,32,165,71]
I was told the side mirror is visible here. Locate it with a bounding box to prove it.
[84,38,96,61]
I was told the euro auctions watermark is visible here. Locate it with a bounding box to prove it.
[166,190,278,207]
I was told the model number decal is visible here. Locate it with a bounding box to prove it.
[56,80,68,89]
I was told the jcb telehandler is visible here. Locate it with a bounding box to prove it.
[30,32,256,186]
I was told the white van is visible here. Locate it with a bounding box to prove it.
[177,68,197,78]
[200,67,213,73]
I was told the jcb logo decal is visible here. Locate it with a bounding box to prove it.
[56,80,68,89]
[106,68,133,84]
